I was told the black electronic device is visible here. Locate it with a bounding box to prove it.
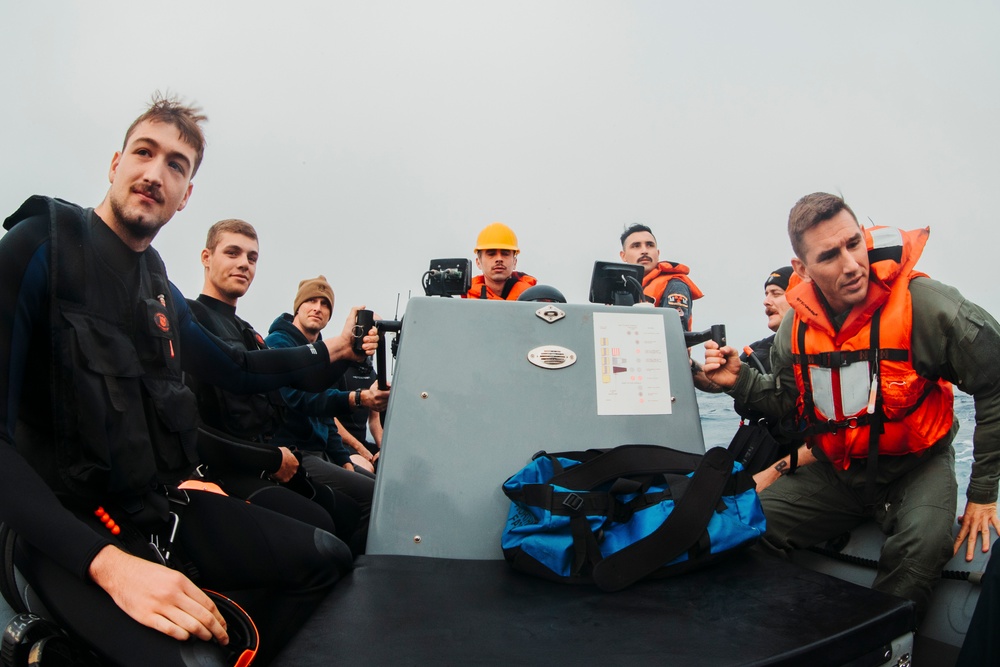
[423,258,472,297]
[588,261,647,306]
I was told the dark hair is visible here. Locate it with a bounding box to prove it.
[205,219,258,251]
[620,223,656,248]
[123,92,208,177]
[787,193,858,259]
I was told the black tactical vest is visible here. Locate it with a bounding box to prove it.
[7,196,199,503]
[186,297,285,441]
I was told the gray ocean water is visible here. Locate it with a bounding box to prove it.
[696,390,976,509]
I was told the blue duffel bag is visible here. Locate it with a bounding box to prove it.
[501,445,766,592]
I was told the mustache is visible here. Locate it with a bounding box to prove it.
[132,183,164,203]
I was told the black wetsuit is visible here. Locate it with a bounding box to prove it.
[265,314,375,523]
[732,334,800,472]
[336,358,380,457]
[185,295,287,443]
[0,198,351,666]
[186,294,364,547]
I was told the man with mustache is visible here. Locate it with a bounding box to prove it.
[619,223,703,331]
[739,266,794,375]
[703,192,1000,619]
[465,222,537,300]
[0,95,377,665]
[726,266,804,475]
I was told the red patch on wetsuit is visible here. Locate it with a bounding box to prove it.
[154,312,171,333]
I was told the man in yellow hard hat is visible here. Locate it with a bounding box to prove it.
[465,222,538,300]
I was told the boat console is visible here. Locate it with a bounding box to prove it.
[276,297,915,666]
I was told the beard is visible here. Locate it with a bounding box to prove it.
[108,186,170,244]
[294,323,325,343]
[299,321,323,338]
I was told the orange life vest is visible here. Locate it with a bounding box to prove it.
[642,262,704,329]
[787,226,954,469]
[465,272,538,300]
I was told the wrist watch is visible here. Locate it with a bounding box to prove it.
[354,388,363,408]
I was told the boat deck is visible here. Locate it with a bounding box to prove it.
[275,551,913,666]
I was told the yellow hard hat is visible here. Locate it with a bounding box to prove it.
[474,222,519,253]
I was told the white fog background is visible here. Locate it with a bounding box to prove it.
[3,2,998,362]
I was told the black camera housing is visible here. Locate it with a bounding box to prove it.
[423,258,472,297]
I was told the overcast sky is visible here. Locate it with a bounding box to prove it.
[3,1,998,359]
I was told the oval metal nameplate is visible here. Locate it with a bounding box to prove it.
[527,345,577,370]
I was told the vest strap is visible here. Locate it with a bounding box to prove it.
[791,348,908,367]
[864,310,885,508]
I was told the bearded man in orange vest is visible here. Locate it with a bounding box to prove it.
[619,223,703,330]
[702,192,1000,619]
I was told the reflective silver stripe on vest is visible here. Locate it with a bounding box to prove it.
[869,226,902,251]
[808,362,871,421]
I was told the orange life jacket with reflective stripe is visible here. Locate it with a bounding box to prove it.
[787,226,954,470]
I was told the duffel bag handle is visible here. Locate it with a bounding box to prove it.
[550,445,704,490]
[591,447,735,592]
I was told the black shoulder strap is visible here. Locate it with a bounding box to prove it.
[236,316,267,351]
[186,297,205,316]
[792,348,908,366]
[550,445,704,490]
[141,246,171,304]
[864,310,884,508]
[47,201,89,459]
[3,195,72,232]
[500,273,520,300]
[49,199,89,306]
[795,319,816,418]
[590,447,736,592]
[507,445,749,512]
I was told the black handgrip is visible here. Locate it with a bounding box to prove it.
[353,309,375,354]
